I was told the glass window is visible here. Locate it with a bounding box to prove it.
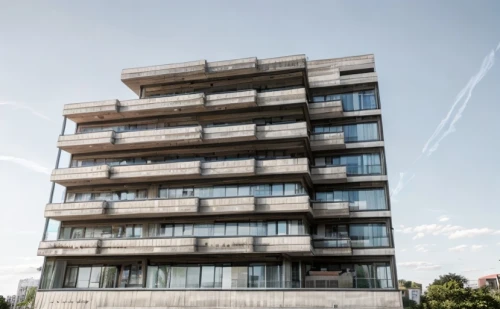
[174,224,183,236]
[238,185,250,196]
[213,223,225,236]
[284,184,296,196]
[271,184,283,196]
[71,228,85,239]
[226,186,238,197]
[201,266,215,288]
[137,189,147,199]
[100,266,118,288]
[160,224,173,237]
[248,265,265,288]
[226,223,237,236]
[63,266,78,288]
[343,123,379,143]
[250,222,266,236]
[266,265,281,288]
[89,266,102,288]
[238,223,250,235]
[289,220,299,235]
[76,267,91,288]
[277,221,287,235]
[183,224,193,236]
[350,224,389,248]
[159,188,168,198]
[267,222,276,236]
[213,186,225,197]
[186,267,200,288]
[194,224,211,237]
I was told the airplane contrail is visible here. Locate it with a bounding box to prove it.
[0,102,53,122]
[0,155,51,175]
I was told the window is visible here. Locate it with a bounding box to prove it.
[350,224,389,248]
[343,123,379,142]
[315,189,387,211]
[312,90,377,111]
[315,153,382,175]
[63,266,78,288]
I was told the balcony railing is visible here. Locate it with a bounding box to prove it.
[38,236,313,257]
[45,195,312,220]
[63,88,307,123]
[310,133,345,151]
[57,121,308,154]
[50,158,310,186]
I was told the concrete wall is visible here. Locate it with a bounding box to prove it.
[58,121,307,154]
[35,290,403,309]
[312,202,349,218]
[311,166,347,184]
[310,133,345,151]
[309,101,342,120]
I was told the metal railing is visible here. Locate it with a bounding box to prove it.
[312,238,351,248]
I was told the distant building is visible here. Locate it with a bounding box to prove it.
[13,278,39,309]
[399,280,422,305]
[478,274,500,290]
[6,295,16,308]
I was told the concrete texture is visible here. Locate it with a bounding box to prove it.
[310,133,345,151]
[35,290,403,309]
[312,202,350,218]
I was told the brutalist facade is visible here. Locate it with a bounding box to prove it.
[36,54,403,309]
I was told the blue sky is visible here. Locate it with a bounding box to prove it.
[1,0,499,294]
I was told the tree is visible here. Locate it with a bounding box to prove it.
[430,273,468,288]
[0,296,10,309]
[16,287,36,309]
[421,280,500,309]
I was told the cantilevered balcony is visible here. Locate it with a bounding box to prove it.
[44,196,311,220]
[311,166,347,184]
[307,55,376,88]
[57,121,308,154]
[312,238,353,256]
[310,133,345,151]
[308,101,343,120]
[120,55,307,95]
[63,87,307,123]
[312,201,350,218]
[37,236,313,257]
[50,158,310,186]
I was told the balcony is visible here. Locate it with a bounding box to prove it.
[312,201,349,218]
[37,239,100,256]
[199,197,255,214]
[309,101,343,120]
[197,237,254,253]
[99,238,197,255]
[35,290,404,309]
[38,236,313,257]
[253,236,312,254]
[310,133,345,151]
[311,166,347,184]
[57,121,308,154]
[255,196,310,213]
[44,196,313,220]
[44,201,106,219]
[307,55,376,88]
[256,158,309,175]
[64,86,307,124]
[312,238,353,256]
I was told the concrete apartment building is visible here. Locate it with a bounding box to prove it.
[13,278,39,309]
[35,54,402,309]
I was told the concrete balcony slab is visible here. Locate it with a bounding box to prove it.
[311,166,347,184]
[37,240,100,256]
[255,196,310,213]
[199,197,255,214]
[310,133,345,151]
[309,101,343,120]
[312,202,350,218]
[44,201,106,220]
[197,237,254,253]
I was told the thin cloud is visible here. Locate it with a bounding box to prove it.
[0,155,51,175]
[0,101,52,122]
[449,245,468,252]
[415,244,435,253]
[497,42,500,51]
[471,245,486,252]
[422,46,497,156]
[439,216,450,222]
[397,223,500,239]
[391,172,416,198]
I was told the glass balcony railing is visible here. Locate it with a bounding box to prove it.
[312,238,351,248]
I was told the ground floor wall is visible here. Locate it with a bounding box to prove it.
[35,290,403,309]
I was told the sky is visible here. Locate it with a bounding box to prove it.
[0,0,499,295]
